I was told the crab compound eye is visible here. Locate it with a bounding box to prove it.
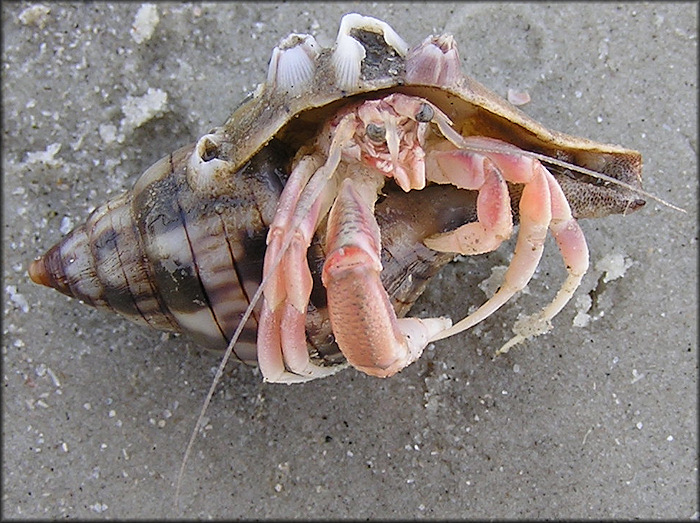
[415,103,434,123]
[365,123,386,143]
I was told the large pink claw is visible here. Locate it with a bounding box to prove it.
[322,178,451,377]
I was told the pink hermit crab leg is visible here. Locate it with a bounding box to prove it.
[258,184,340,382]
[257,155,321,381]
[430,148,590,352]
[322,178,451,377]
[422,125,591,349]
[429,151,554,342]
[257,117,356,383]
[496,172,589,354]
[258,176,338,382]
[423,147,513,255]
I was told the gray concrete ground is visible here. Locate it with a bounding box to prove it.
[3,2,697,519]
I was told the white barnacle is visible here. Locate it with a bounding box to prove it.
[188,133,233,192]
[332,13,409,91]
[267,33,319,95]
[331,31,365,91]
[406,34,461,86]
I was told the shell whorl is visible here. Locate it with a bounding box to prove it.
[30,141,293,363]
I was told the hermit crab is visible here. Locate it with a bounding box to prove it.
[29,13,649,384]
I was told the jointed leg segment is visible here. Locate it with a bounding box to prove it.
[427,144,590,353]
[257,155,342,382]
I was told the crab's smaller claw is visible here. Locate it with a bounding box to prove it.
[322,178,451,377]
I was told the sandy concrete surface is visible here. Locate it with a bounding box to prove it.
[3,2,696,519]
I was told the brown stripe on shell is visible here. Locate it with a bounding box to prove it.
[135,166,226,348]
[105,194,180,331]
[175,148,279,356]
[128,149,193,333]
[58,228,106,308]
[31,225,108,308]
[175,193,230,348]
[184,211,259,361]
[87,193,152,327]
[219,226,264,359]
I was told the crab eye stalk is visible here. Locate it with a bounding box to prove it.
[366,123,386,143]
[415,103,434,123]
